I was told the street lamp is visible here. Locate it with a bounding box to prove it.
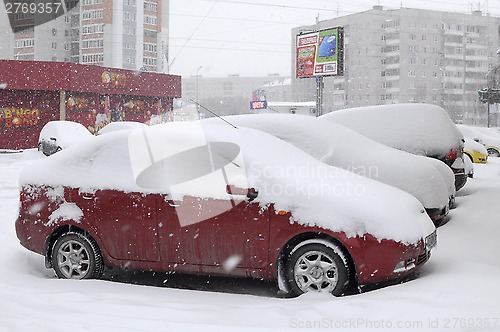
[196,65,203,118]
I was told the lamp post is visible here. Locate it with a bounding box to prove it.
[196,65,203,118]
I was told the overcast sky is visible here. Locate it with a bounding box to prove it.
[168,0,500,78]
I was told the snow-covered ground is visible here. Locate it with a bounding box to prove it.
[1,151,499,332]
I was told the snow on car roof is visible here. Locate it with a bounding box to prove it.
[20,121,435,244]
[321,104,464,157]
[204,113,451,210]
[97,121,148,135]
[464,137,488,156]
[38,121,93,148]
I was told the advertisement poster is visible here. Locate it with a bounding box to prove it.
[296,27,344,78]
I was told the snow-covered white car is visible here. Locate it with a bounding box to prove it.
[204,114,454,223]
[97,121,148,135]
[463,154,474,178]
[456,124,500,157]
[16,122,436,296]
[37,121,93,156]
[321,104,467,191]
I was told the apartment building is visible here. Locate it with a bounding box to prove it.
[2,0,168,73]
[292,6,500,124]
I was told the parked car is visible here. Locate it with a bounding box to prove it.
[321,104,467,191]
[38,121,93,156]
[463,155,474,178]
[456,124,500,157]
[16,122,436,296]
[204,113,453,224]
[96,121,148,135]
[463,138,488,163]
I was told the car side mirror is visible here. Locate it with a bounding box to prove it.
[226,185,258,201]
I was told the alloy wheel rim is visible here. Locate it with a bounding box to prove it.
[56,240,91,279]
[293,250,339,293]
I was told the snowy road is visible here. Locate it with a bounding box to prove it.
[0,151,499,332]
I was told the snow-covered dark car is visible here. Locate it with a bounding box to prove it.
[37,121,93,156]
[321,104,467,191]
[204,113,454,224]
[16,122,436,296]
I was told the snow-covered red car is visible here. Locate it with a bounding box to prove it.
[16,122,436,296]
[321,104,467,191]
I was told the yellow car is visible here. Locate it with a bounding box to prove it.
[463,138,488,163]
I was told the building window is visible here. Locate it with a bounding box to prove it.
[125,26,136,35]
[143,57,157,66]
[82,9,104,20]
[82,53,104,63]
[51,42,57,49]
[144,29,157,38]
[144,1,157,12]
[123,41,136,50]
[15,12,34,20]
[144,15,157,25]
[82,24,104,34]
[82,39,104,49]
[124,12,136,21]
[83,0,103,4]
[143,43,157,52]
[14,39,35,48]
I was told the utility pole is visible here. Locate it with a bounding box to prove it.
[316,76,324,117]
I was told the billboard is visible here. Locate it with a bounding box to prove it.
[296,27,344,78]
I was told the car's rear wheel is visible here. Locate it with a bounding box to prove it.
[286,241,350,296]
[51,232,104,280]
[487,148,500,157]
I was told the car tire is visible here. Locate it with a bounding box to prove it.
[51,232,104,280]
[285,241,350,296]
[487,148,500,157]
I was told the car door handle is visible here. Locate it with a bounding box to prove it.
[168,202,181,207]
[81,194,94,200]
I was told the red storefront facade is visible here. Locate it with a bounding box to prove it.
[0,60,181,150]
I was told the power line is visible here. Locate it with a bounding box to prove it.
[170,12,308,26]
[169,36,289,47]
[169,0,219,69]
[169,44,290,53]
[193,0,339,12]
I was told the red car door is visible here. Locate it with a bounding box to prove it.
[157,194,270,270]
[72,189,161,262]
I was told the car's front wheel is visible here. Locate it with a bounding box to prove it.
[286,241,350,296]
[51,232,104,280]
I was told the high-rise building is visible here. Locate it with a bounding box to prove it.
[292,6,500,124]
[2,0,168,73]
